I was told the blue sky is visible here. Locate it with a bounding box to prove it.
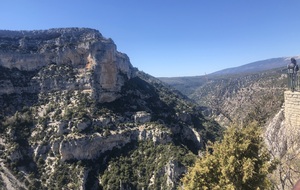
[1,1,300,77]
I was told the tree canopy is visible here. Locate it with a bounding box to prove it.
[181,122,277,190]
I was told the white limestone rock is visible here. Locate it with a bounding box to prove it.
[134,111,151,123]
[0,28,135,103]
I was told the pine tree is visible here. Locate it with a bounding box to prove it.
[181,122,277,190]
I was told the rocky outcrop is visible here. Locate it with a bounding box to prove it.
[59,132,132,161]
[134,111,151,123]
[164,160,186,189]
[57,124,173,161]
[264,108,287,158]
[0,28,134,103]
[0,161,27,190]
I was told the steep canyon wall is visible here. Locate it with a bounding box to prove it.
[0,28,134,105]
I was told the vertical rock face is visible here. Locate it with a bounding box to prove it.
[0,28,134,103]
[264,108,287,158]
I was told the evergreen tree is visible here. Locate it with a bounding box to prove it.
[181,122,277,190]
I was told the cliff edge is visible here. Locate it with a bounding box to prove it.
[0,28,134,104]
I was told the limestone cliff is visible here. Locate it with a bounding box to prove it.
[0,28,134,105]
[0,28,221,190]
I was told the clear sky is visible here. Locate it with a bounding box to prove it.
[1,0,300,77]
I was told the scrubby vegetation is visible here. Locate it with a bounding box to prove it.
[182,122,278,190]
[100,140,196,189]
[0,70,222,189]
[162,68,286,127]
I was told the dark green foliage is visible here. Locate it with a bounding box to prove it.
[45,162,82,190]
[0,109,41,188]
[0,66,38,87]
[0,66,39,116]
[0,93,39,116]
[101,72,191,123]
[101,141,196,190]
[2,110,33,144]
[200,118,224,143]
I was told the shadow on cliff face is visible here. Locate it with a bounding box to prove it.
[78,140,139,190]
[100,76,219,154]
[102,76,176,120]
[0,66,39,116]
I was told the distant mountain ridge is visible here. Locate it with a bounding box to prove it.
[159,55,298,126]
[159,56,298,97]
[210,56,298,76]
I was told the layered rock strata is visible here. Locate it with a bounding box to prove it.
[0,28,134,103]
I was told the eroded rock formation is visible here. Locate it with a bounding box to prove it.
[0,28,134,104]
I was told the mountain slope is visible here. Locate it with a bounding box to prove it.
[160,63,288,127]
[0,28,221,189]
[210,57,297,76]
[192,68,286,125]
[159,56,297,96]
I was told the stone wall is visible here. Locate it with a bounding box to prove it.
[284,91,300,146]
[284,91,300,127]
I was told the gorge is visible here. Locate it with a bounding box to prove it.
[0,28,221,189]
